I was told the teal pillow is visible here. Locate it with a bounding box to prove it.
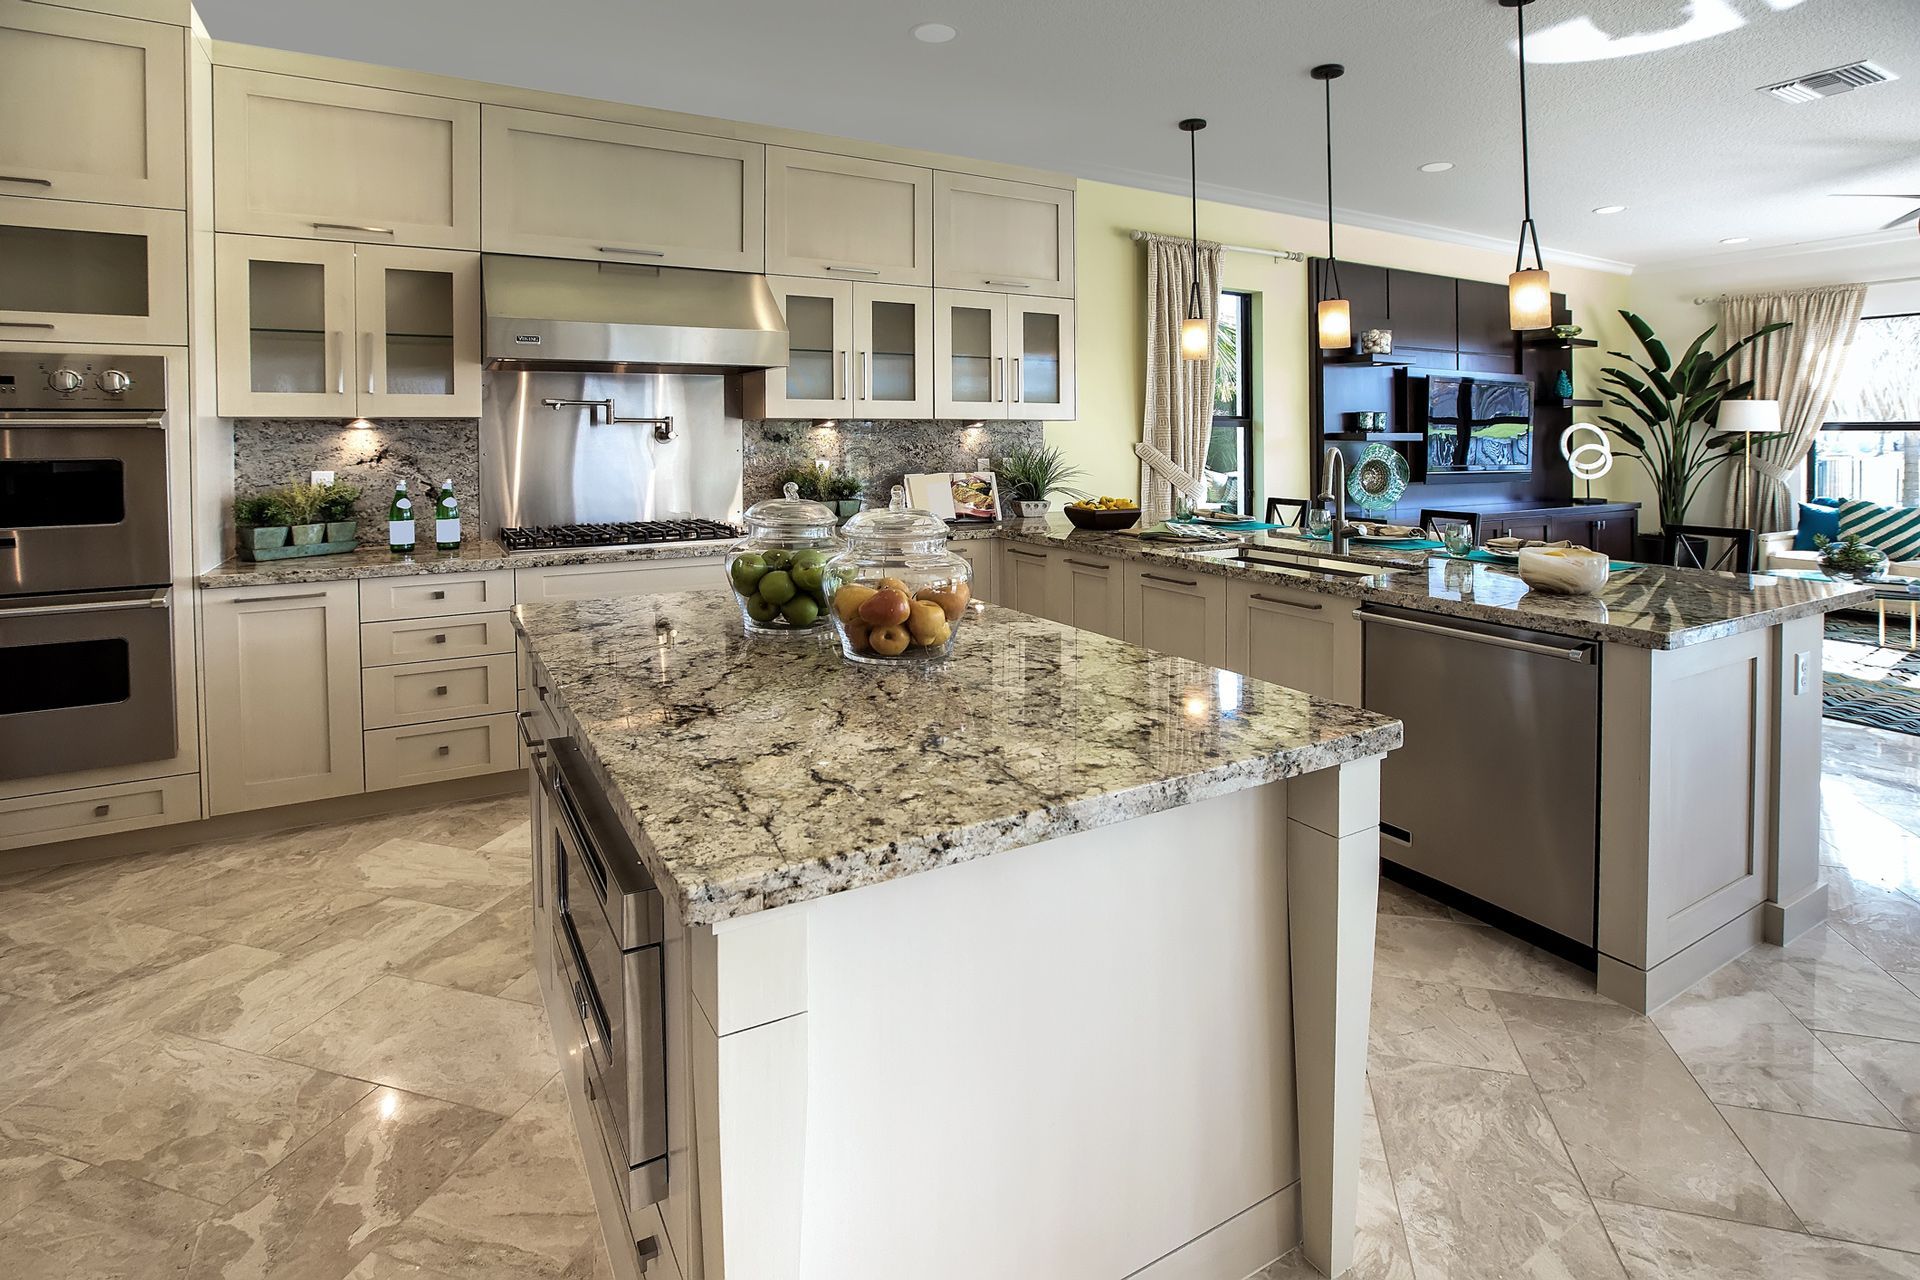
[1795,501,1843,551]
[1836,498,1920,562]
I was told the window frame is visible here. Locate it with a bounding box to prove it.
[1805,311,1920,500]
[1210,290,1255,515]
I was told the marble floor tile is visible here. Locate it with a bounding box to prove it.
[1719,1105,1920,1252]
[0,900,216,1002]
[1376,878,1451,921]
[1257,1156,1414,1280]
[1372,915,1602,1002]
[1821,779,1920,897]
[188,1087,501,1280]
[1652,986,1903,1127]
[1596,1199,1920,1280]
[122,867,386,951]
[1368,1054,1625,1279]
[375,1076,600,1280]
[342,1256,463,1280]
[1898,970,1920,999]
[398,894,533,998]
[17,843,228,913]
[1360,1075,1387,1165]
[0,1160,212,1280]
[477,820,531,857]
[265,837,523,912]
[1720,925,1920,1043]
[1494,992,1799,1230]
[1368,978,1526,1075]
[495,968,542,1005]
[0,1031,373,1203]
[1817,1031,1920,1129]
[1822,721,1920,800]
[0,1133,88,1227]
[273,976,556,1116]
[1827,871,1920,973]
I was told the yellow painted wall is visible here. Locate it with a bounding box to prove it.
[1058,179,1638,511]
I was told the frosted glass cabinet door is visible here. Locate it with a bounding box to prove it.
[0,195,185,344]
[1009,298,1075,421]
[354,246,480,418]
[755,275,853,418]
[0,0,186,209]
[214,234,357,417]
[853,284,933,419]
[933,289,1007,420]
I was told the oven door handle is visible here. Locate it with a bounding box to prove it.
[0,416,165,429]
[0,588,170,618]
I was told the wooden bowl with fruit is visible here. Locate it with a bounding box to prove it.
[1063,497,1142,531]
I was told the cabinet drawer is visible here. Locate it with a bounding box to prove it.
[359,570,513,621]
[363,713,518,792]
[0,773,199,851]
[361,611,513,667]
[515,557,723,602]
[362,652,516,728]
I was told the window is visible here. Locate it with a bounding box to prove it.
[1209,291,1254,514]
[1810,313,1920,506]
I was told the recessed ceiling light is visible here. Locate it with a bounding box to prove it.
[911,22,957,43]
[1418,161,1454,173]
[1720,236,1751,244]
[1592,204,1627,215]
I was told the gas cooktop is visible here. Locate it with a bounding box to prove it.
[497,519,744,553]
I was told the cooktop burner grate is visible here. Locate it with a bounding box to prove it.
[497,519,744,552]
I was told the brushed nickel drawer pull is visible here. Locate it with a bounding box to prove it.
[0,321,57,329]
[1064,558,1108,570]
[1006,547,1046,559]
[436,744,451,756]
[313,222,394,235]
[596,246,665,257]
[0,175,53,187]
[428,589,446,600]
[93,804,111,817]
[432,633,448,643]
[434,685,449,695]
[1251,593,1323,611]
[1142,573,1199,588]
[985,279,1032,289]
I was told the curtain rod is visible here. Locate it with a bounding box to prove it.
[1691,273,1920,305]
[1129,229,1307,263]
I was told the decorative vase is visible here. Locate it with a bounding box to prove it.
[1554,370,1574,400]
[1016,500,1050,519]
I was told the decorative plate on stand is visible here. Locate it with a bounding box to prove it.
[1348,443,1409,513]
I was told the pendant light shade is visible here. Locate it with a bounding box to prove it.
[1502,0,1552,330]
[1311,64,1350,350]
[1179,118,1209,361]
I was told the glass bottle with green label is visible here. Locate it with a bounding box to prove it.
[434,479,461,550]
[388,479,415,554]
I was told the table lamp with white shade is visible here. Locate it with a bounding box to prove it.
[1717,399,1781,533]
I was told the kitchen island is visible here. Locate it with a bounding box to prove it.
[515,591,1402,1280]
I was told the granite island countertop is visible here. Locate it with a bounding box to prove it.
[514,590,1403,925]
[197,536,730,589]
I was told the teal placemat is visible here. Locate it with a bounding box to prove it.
[1441,549,1636,571]
[1298,532,1444,550]
[1169,518,1290,532]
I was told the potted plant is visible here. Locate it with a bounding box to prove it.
[316,480,361,543]
[234,493,292,558]
[1595,310,1789,554]
[998,441,1086,519]
[1814,532,1888,583]
[819,468,865,521]
[277,481,329,546]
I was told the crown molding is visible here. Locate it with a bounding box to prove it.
[1633,225,1920,275]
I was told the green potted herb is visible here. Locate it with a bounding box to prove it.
[777,464,866,520]
[998,441,1086,519]
[280,482,329,546]
[1814,532,1888,583]
[234,493,292,558]
[316,480,361,543]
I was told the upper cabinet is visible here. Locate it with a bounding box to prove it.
[933,173,1074,297]
[0,0,185,209]
[1386,269,1458,356]
[213,69,480,249]
[934,290,1075,421]
[481,107,764,271]
[765,147,932,285]
[746,276,934,420]
[0,195,185,344]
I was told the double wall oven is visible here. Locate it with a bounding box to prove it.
[0,351,177,781]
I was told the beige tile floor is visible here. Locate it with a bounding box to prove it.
[1,721,1917,1279]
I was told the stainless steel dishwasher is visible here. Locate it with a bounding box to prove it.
[1359,604,1601,947]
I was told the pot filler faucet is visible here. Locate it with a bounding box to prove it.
[1319,446,1359,555]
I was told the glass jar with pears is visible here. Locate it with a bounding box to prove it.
[823,504,973,664]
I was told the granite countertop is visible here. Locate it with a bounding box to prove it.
[514,590,1403,925]
[197,537,729,589]
[967,518,1873,651]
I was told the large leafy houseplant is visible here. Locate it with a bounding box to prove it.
[1596,310,1790,530]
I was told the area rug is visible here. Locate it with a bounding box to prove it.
[1825,614,1920,737]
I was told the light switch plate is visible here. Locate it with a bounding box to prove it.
[1794,651,1810,695]
[310,470,335,486]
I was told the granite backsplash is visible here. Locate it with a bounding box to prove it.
[233,419,482,548]
[743,419,1045,509]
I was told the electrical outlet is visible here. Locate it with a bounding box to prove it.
[310,470,335,487]
[1794,651,1810,696]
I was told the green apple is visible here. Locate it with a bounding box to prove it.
[730,553,767,594]
[761,548,793,570]
[758,569,797,606]
[780,594,820,626]
[791,562,825,594]
[792,548,828,570]
[744,593,779,623]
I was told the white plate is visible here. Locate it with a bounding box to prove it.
[1478,546,1524,560]
[1352,531,1424,543]
[1189,511,1248,524]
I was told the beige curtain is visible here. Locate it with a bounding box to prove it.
[1135,233,1224,522]
[1721,285,1867,532]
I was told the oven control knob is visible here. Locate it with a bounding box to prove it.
[97,369,133,395]
[47,368,84,394]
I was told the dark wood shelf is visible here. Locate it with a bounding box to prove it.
[1570,398,1603,408]
[1324,431,1423,443]
[1522,335,1599,349]
[1323,354,1416,367]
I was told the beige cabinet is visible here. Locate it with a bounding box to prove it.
[514,556,726,602]
[852,282,933,418]
[481,107,764,271]
[933,172,1074,297]
[934,290,1074,420]
[999,543,1057,622]
[1225,580,1360,703]
[0,774,199,852]
[202,581,364,816]
[765,147,932,285]
[216,235,479,418]
[0,0,185,209]
[213,68,479,248]
[365,714,519,793]
[362,652,516,729]
[1124,564,1227,667]
[1052,552,1124,639]
[0,195,184,344]
[747,277,933,420]
[949,539,996,604]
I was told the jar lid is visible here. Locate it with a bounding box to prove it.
[840,507,950,548]
[743,482,839,533]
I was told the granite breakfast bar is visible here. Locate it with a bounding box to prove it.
[514,590,1402,1280]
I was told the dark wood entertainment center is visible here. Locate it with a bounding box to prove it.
[1306,258,1639,558]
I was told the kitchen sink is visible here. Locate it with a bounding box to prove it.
[1180,546,1385,579]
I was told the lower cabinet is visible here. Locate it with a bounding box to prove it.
[1124,565,1228,667]
[998,543,1058,621]
[1225,581,1362,704]
[365,714,519,792]
[0,774,201,852]
[1052,552,1125,639]
[202,581,365,815]
[949,538,996,604]
[515,557,725,602]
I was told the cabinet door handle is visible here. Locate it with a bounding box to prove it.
[436,744,451,756]
[433,633,448,644]
[93,804,111,818]
[313,222,394,236]
[1250,593,1323,612]
[857,351,867,401]
[995,356,1004,403]
[0,321,56,329]
[1012,357,1022,403]
[1064,558,1108,570]
[331,331,344,395]
[1006,547,1046,559]
[823,265,880,275]
[0,175,53,188]
[832,348,843,401]
[363,332,375,395]
[434,685,449,696]
[242,591,326,605]
[430,590,446,600]
[1142,573,1199,588]
[985,279,1032,289]
[595,245,665,257]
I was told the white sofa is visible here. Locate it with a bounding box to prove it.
[1759,530,1920,579]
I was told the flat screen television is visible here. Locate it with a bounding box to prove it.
[1421,373,1533,475]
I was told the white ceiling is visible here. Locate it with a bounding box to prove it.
[193,0,1920,271]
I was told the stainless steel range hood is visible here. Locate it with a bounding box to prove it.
[482,254,788,372]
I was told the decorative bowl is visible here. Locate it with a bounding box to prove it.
[1518,546,1611,596]
[1347,443,1409,514]
[1065,505,1142,531]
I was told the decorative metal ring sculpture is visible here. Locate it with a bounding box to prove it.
[1560,423,1613,482]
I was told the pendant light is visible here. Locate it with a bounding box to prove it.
[1502,0,1553,331]
[1178,118,1210,360]
[1312,64,1351,351]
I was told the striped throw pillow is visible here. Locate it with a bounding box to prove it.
[1837,499,1920,561]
